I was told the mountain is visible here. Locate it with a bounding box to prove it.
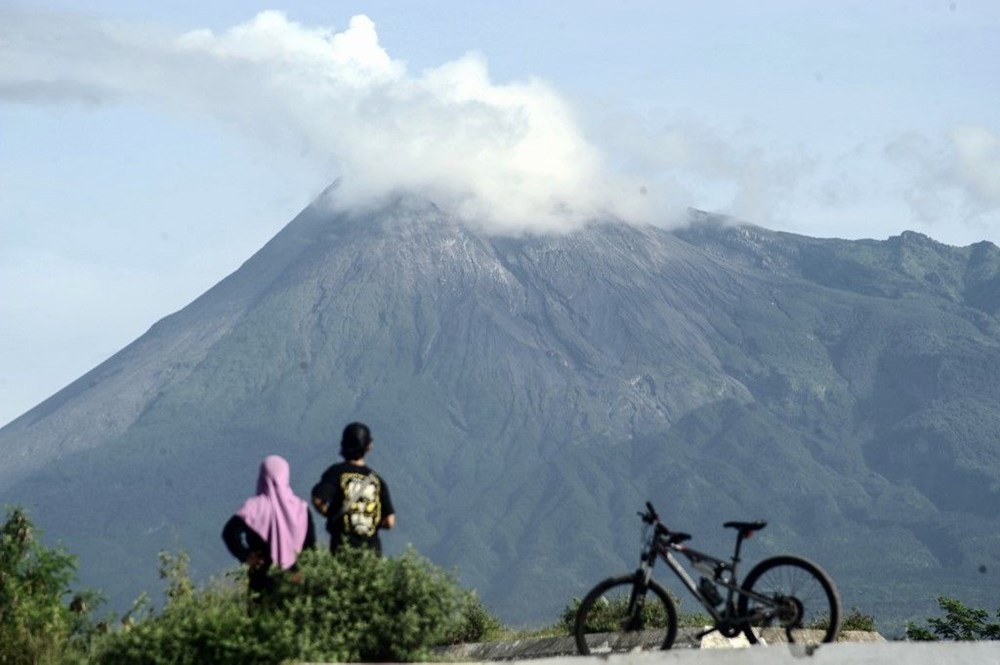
[2,189,999,628]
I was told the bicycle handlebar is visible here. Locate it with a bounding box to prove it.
[640,501,662,527]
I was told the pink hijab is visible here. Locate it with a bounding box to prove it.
[235,455,309,570]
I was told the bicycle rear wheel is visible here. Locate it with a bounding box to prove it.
[573,573,678,655]
[737,555,840,645]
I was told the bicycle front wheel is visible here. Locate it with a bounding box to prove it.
[738,555,840,645]
[573,573,678,655]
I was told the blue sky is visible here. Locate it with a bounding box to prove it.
[2,1,999,425]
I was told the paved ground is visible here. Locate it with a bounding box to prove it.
[437,629,883,661]
[431,640,1000,664]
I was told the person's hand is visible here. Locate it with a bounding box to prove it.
[246,551,266,572]
[312,495,329,516]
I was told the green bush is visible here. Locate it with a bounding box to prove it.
[93,551,262,665]
[560,588,710,635]
[442,591,505,644]
[807,606,875,632]
[561,594,671,634]
[95,546,495,664]
[0,506,98,665]
[905,596,1000,641]
[840,607,877,632]
[0,508,505,663]
[259,547,468,662]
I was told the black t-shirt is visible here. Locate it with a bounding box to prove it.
[312,462,394,553]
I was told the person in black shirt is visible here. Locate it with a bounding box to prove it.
[311,422,395,554]
[222,455,316,594]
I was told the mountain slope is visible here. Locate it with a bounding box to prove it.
[2,192,999,627]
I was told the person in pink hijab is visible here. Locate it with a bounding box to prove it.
[222,455,316,595]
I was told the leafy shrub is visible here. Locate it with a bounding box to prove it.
[905,596,1000,641]
[94,551,265,664]
[807,606,875,632]
[442,591,505,644]
[560,588,710,634]
[561,594,671,634]
[257,547,467,661]
[95,546,490,663]
[0,506,98,665]
[840,607,877,632]
[676,610,714,628]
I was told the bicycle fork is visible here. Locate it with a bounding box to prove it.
[624,559,656,631]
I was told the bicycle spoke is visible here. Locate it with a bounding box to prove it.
[738,556,840,645]
[574,575,678,654]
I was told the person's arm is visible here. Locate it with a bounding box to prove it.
[222,515,252,563]
[223,515,268,571]
[379,479,395,530]
[311,481,333,517]
[303,511,317,550]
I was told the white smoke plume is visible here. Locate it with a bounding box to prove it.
[4,9,997,240]
[886,125,1000,228]
[0,10,654,233]
[952,126,1000,209]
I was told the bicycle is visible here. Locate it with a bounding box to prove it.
[573,501,840,654]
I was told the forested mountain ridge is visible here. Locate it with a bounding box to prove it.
[1,191,998,627]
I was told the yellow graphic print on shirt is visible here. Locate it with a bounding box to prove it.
[340,473,382,537]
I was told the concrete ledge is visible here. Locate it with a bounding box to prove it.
[436,628,885,661]
[437,629,696,661]
[756,629,885,644]
[430,640,999,664]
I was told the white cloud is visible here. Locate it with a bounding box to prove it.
[0,79,114,105]
[0,9,657,233]
[886,126,1000,230]
[3,8,995,241]
[952,125,1000,207]
[590,113,815,226]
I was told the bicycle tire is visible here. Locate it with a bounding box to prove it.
[737,555,840,645]
[573,573,678,655]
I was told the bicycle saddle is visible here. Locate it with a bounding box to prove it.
[723,520,767,532]
[666,531,692,545]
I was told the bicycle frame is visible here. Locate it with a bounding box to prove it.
[633,521,783,635]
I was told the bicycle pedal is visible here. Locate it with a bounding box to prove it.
[694,626,716,640]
